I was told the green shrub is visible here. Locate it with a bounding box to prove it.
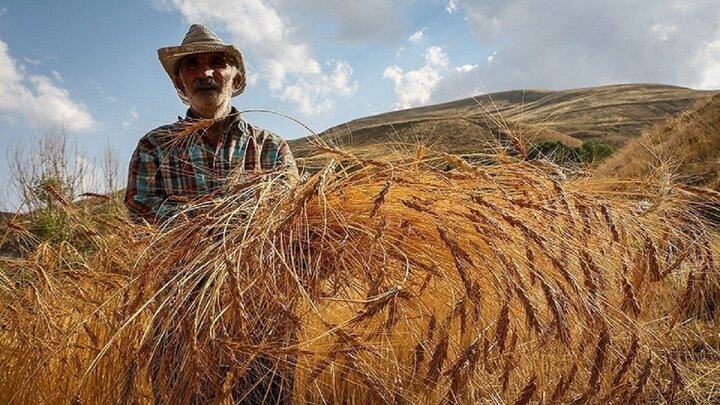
[529,140,616,165]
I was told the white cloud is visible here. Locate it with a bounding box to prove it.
[383,46,450,109]
[453,0,720,92]
[0,8,7,17]
[156,0,358,114]
[245,69,260,87]
[425,46,449,68]
[280,60,358,115]
[430,65,484,103]
[384,39,489,108]
[446,0,458,14]
[23,57,41,66]
[697,39,720,89]
[122,107,139,129]
[51,70,63,82]
[456,64,479,73]
[409,29,425,44]
[0,42,21,83]
[0,39,94,131]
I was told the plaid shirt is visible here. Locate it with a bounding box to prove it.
[124,108,298,223]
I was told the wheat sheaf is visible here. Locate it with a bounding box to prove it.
[1,143,719,404]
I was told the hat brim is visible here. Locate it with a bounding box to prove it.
[158,42,247,105]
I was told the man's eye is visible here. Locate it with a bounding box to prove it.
[210,56,227,68]
[181,57,198,70]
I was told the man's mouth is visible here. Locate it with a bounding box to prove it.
[195,85,219,91]
[194,79,219,91]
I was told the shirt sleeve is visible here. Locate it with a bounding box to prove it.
[124,139,181,223]
[254,127,300,187]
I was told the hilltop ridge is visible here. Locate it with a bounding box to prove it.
[289,83,716,159]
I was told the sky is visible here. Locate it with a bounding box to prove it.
[0,0,719,210]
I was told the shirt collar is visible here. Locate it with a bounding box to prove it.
[181,107,243,124]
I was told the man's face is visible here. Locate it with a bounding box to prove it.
[174,52,240,113]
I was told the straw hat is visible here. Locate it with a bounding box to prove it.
[158,24,247,104]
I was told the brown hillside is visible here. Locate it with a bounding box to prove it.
[289,84,716,161]
[596,93,720,188]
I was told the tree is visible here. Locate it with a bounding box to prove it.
[7,130,94,240]
[8,130,92,211]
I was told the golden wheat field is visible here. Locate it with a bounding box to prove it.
[1,137,720,404]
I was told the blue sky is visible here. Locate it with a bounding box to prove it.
[1,0,719,210]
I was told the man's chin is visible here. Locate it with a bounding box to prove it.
[190,93,222,106]
[188,96,230,115]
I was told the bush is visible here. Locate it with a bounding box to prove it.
[529,140,616,165]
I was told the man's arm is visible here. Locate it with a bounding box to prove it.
[124,142,182,224]
[252,128,300,187]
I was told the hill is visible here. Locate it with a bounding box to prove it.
[288,84,717,161]
[596,92,720,188]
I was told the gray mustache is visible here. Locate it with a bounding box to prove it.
[194,78,219,90]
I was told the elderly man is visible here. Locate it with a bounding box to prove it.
[125,24,298,223]
[124,24,298,404]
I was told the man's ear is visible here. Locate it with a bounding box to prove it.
[233,73,243,89]
[174,75,186,95]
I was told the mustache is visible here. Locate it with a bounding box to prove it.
[193,78,219,90]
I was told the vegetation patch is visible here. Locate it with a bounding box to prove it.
[529,140,616,166]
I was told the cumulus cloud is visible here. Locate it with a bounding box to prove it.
[384,42,487,109]
[445,1,458,14]
[0,39,94,131]
[155,0,359,115]
[409,29,425,44]
[280,60,358,115]
[450,0,720,91]
[383,46,450,109]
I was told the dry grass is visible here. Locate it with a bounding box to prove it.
[596,93,720,188]
[1,142,720,404]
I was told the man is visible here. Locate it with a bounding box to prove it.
[124,24,298,403]
[125,24,298,224]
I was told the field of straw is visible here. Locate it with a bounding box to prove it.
[1,138,720,404]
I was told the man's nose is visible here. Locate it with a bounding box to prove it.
[200,67,214,77]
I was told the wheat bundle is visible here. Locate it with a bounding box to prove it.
[1,146,719,404]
